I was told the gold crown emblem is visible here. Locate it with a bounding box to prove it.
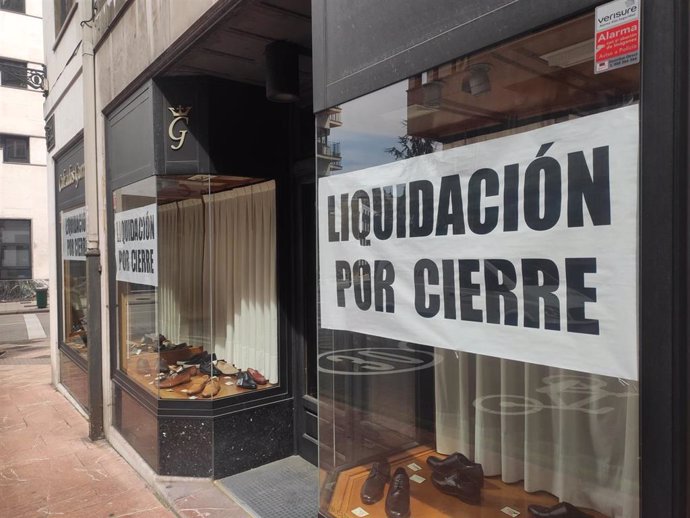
[168,105,192,117]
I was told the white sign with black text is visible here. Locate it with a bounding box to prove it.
[114,203,158,287]
[62,206,87,262]
[318,105,639,380]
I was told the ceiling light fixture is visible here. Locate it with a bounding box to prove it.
[540,39,594,68]
[265,41,300,103]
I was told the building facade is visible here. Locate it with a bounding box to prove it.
[44,1,689,518]
[0,0,48,288]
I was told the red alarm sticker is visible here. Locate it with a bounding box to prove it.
[595,0,640,74]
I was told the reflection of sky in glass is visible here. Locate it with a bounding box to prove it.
[329,81,409,174]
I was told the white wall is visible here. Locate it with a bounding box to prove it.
[0,88,45,136]
[0,6,48,281]
[0,163,50,279]
[0,7,43,63]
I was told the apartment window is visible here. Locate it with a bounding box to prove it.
[0,0,25,14]
[1,135,29,163]
[0,58,27,88]
[54,0,75,35]
[0,220,31,280]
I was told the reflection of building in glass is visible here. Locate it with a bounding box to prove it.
[316,106,343,174]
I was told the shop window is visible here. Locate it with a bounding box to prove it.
[54,0,75,35]
[114,175,278,400]
[317,11,640,518]
[1,135,30,163]
[0,219,31,280]
[0,0,25,14]
[60,206,87,358]
[0,58,28,88]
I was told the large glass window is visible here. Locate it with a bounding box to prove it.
[60,206,87,358]
[0,219,31,280]
[1,135,30,163]
[317,12,639,518]
[0,59,28,88]
[0,0,25,14]
[114,175,278,400]
[53,0,75,35]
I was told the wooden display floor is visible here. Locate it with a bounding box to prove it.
[327,446,606,518]
[126,351,274,400]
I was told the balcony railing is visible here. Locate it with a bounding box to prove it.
[318,141,341,158]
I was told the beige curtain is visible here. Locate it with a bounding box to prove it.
[158,199,207,345]
[435,352,639,518]
[205,181,278,383]
[158,181,277,382]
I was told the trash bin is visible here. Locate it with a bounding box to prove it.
[35,288,48,309]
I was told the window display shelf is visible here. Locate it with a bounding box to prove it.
[326,446,605,518]
[126,350,275,400]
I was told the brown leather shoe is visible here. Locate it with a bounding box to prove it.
[202,376,221,398]
[185,375,210,396]
[360,461,390,505]
[385,468,410,518]
[427,452,484,487]
[247,368,267,385]
[159,366,197,388]
[431,470,481,504]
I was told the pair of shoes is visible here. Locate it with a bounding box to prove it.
[183,375,209,396]
[202,376,221,398]
[247,368,267,385]
[427,452,482,504]
[158,366,197,388]
[360,462,410,518]
[528,502,593,518]
[235,370,257,389]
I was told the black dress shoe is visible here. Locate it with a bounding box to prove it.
[385,467,410,518]
[431,470,481,504]
[236,370,257,389]
[427,452,484,487]
[528,502,592,518]
[360,461,390,504]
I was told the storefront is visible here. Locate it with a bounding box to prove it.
[104,75,316,477]
[55,138,89,413]
[313,1,686,518]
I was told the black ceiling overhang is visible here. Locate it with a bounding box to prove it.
[162,0,312,101]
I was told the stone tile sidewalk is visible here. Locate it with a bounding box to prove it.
[0,339,174,518]
[0,338,254,518]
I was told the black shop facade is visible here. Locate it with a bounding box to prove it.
[95,1,689,518]
[312,1,687,518]
[103,75,318,478]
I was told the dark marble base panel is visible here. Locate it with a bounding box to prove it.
[114,388,294,478]
[213,399,294,479]
[159,417,213,477]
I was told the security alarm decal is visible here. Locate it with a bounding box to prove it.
[595,0,640,74]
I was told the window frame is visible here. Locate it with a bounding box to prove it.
[0,219,32,280]
[0,58,28,89]
[0,0,25,14]
[53,0,76,39]
[1,135,30,164]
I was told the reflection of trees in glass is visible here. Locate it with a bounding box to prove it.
[385,122,436,160]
